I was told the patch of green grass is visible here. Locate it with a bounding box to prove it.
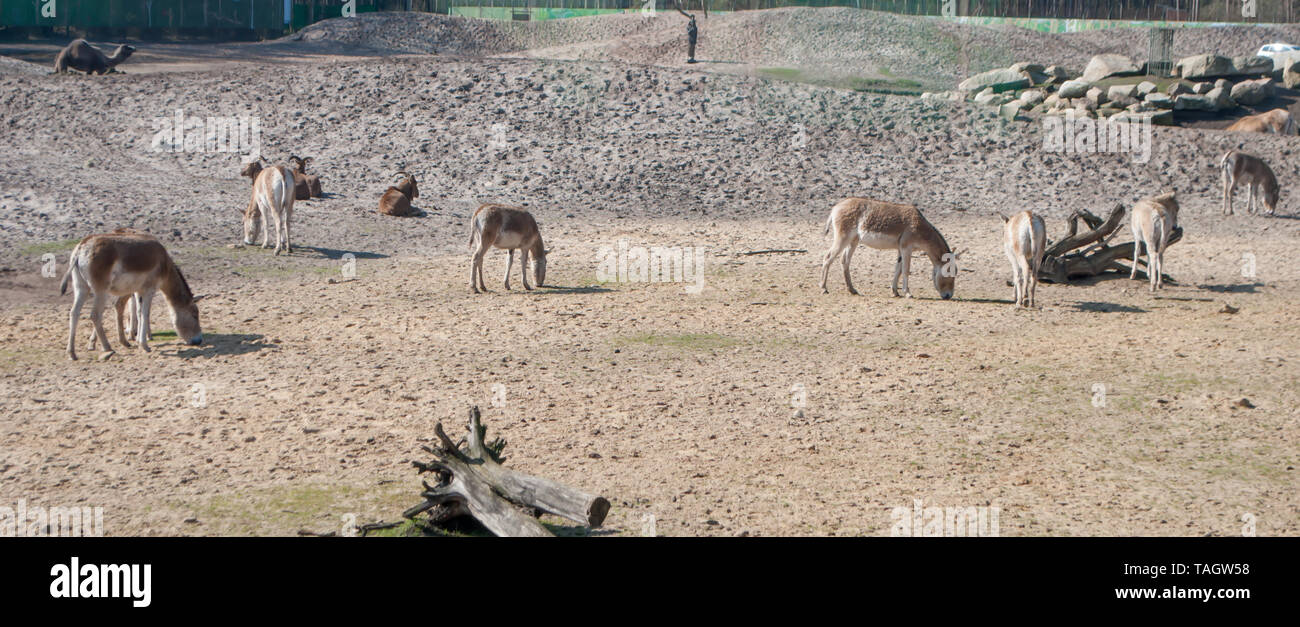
[191,482,408,536]
[615,332,741,351]
[19,238,80,257]
[756,67,926,95]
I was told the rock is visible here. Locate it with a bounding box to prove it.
[1086,86,1108,107]
[1268,52,1300,80]
[1230,78,1273,105]
[1043,93,1061,109]
[1214,78,1232,91]
[1057,79,1091,99]
[1109,84,1139,100]
[1009,62,1045,75]
[1284,60,1300,89]
[1082,54,1140,82]
[1205,86,1233,110]
[1144,92,1174,109]
[1192,81,1213,94]
[1109,94,1138,108]
[1232,55,1273,76]
[1176,54,1235,79]
[1018,89,1046,107]
[1166,81,1191,96]
[1116,109,1175,126]
[959,67,1031,93]
[999,101,1025,121]
[1136,81,1158,96]
[972,87,998,104]
[1044,65,1075,82]
[1174,94,1214,110]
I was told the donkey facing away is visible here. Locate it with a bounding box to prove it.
[1129,191,1181,292]
[60,232,203,360]
[820,197,961,299]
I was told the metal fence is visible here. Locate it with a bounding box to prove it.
[2,0,1298,38]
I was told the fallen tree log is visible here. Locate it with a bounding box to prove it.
[1038,204,1182,284]
[403,407,611,537]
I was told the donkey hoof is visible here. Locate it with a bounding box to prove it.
[98,351,116,361]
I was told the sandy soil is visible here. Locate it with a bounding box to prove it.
[0,9,1296,536]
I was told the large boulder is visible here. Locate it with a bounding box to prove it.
[1230,78,1274,105]
[1086,86,1109,107]
[1205,86,1234,110]
[1057,79,1091,99]
[1177,54,1274,79]
[1144,92,1175,109]
[1285,59,1300,89]
[1269,52,1300,80]
[1174,94,1215,110]
[1018,89,1046,107]
[1082,54,1140,82]
[1108,84,1139,101]
[1136,81,1158,96]
[1166,81,1192,96]
[1044,65,1075,82]
[999,101,1025,121]
[1176,54,1236,79]
[959,67,1031,93]
[1232,56,1273,77]
[1192,81,1214,94]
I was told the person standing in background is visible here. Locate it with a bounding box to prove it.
[686,15,698,64]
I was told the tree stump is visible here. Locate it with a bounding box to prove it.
[403,407,611,537]
[1038,204,1182,284]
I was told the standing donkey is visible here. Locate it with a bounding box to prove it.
[820,197,961,299]
[1000,211,1047,308]
[1129,191,1180,292]
[61,232,203,360]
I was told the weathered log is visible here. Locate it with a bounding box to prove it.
[1039,203,1182,283]
[405,407,611,537]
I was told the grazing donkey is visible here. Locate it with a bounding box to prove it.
[820,197,961,299]
[1129,191,1180,292]
[1000,211,1047,308]
[1221,150,1280,216]
[468,204,547,293]
[61,232,203,360]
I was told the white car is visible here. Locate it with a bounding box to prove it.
[1257,43,1300,58]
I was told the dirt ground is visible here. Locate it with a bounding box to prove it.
[0,9,1297,536]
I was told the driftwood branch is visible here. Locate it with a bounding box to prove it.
[404,407,611,537]
[1039,204,1182,283]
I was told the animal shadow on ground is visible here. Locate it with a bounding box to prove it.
[533,285,614,295]
[1199,282,1264,294]
[294,246,388,261]
[173,333,276,358]
[1070,301,1146,313]
[962,296,1016,306]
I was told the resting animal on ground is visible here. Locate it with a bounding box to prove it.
[53,39,135,74]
